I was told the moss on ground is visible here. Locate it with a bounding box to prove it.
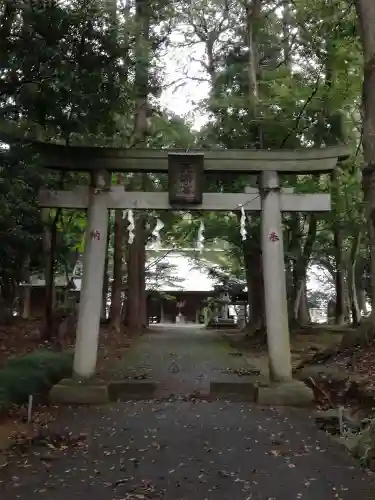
[0,350,73,413]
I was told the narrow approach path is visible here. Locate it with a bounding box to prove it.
[107,324,257,398]
[0,326,373,499]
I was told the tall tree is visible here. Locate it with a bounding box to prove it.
[355,0,375,324]
[126,0,151,332]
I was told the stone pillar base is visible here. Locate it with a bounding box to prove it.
[209,381,259,401]
[108,381,157,401]
[257,380,313,407]
[49,378,109,405]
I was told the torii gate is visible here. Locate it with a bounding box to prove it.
[34,144,350,382]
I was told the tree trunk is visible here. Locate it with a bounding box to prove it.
[42,208,60,340]
[22,286,31,320]
[121,297,127,324]
[125,0,150,332]
[357,285,367,314]
[355,0,375,323]
[110,182,125,331]
[297,281,310,325]
[344,279,352,324]
[101,214,111,322]
[334,223,346,325]
[110,209,123,329]
[349,231,362,325]
[121,248,128,325]
[291,214,317,326]
[244,245,265,333]
[245,0,262,147]
[0,280,16,324]
[241,0,264,336]
[282,0,292,71]
[287,211,300,323]
[126,215,142,332]
[331,168,346,325]
[133,0,150,146]
[356,259,368,313]
[137,216,147,329]
[293,279,307,324]
[21,255,31,319]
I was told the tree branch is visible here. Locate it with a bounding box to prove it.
[279,76,321,147]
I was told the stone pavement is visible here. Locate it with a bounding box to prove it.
[0,325,373,499]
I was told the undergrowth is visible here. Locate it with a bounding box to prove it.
[0,350,73,413]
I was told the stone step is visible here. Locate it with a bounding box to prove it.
[108,380,158,401]
[209,380,259,401]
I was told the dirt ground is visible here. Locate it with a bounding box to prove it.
[0,318,132,449]
[0,318,131,370]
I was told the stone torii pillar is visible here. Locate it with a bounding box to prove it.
[260,171,291,381]
[74,171,109,378]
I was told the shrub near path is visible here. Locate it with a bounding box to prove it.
[0,350,73,414]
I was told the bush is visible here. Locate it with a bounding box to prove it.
[0,350,73,413]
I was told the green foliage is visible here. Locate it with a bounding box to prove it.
[0,1,126,139]
[0,0,368,319]
[0,350,73,412]
[0,146,45,311]
[0,0,130,313]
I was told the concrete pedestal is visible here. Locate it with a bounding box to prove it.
[50,378,109,405]
[261,171,292,381]
[257,380,314,407]
[210,380,258,401]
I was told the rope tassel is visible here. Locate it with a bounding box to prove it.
[240,206,247,241]
[196,220,205,252]
[152,218,164,248]
[127,209,135,244]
